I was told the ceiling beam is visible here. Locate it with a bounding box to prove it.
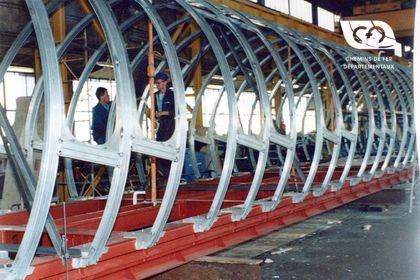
[210,0,345,44]
[210,0,410,65]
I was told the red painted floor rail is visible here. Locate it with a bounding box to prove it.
[0,168,411,279]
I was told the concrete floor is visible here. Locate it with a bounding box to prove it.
[256,184,420,280]
[150,182,419,280]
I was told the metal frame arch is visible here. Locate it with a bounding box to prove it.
[120,5,192,177]
[198,34,269,170]
[358,70,388,179]
[191,38,270,174]
[265,35,317,152]
[222,9,298,207]
[302,35,359,191]
[1,0,66,277]
[346,51,397,179]
[24,2,127,197]
[200,32,261,173]
[125,0,187,249]
[212,32,296,180]
[323,47,375,185]
[171,24,226,178]
[21,0,141,201]
[313,46,359,177]
[337,50,389,181]
[322,46,400,180]
[71,0,137,267]
[392,67,416,166]
[259,21,325,203]
[367,66,398,175]
[375,67,409,172]
[173,0,239,232]
[0,1,76,269]
[280,29,344,197]
[117,9,196,192]
[191,0,271,220]
[191,33,261,175]
[333,59,370,131]
[130,7,232,185]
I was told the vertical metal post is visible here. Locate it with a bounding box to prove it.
[148,18,157,204]
[329,62,334,131]
[62,202,69,280]
[191,23,203,129]
[312,0,319,26]
[257,0,265,6]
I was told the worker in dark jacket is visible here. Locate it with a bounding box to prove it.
[154,72,175,141]
[154,72,175,177]
[92,87,111,144]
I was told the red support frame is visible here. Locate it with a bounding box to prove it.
[0,168,412,279]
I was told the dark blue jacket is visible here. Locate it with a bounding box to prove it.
[155,89,175,141]
[92,102,111,144]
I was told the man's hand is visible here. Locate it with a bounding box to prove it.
[156,111,169,118]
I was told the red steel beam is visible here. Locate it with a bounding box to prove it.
[11,168,410,279]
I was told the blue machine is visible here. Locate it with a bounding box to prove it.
[182,150,206,182]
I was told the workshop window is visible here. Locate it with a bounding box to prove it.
[317,7,336,31]
[290,0,312,23]
[0,67,35,125]
[265,0,289,14]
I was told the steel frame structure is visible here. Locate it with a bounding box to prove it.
[0,0,414,279]
[0,166,413,279]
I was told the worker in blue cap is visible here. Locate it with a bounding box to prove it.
[154,71,175,177]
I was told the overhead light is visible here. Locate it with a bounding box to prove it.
[96,61,114,68]
[7,66,34,73]
[207,84,223,89]
[280,83,300,89]
[213,75,238,81]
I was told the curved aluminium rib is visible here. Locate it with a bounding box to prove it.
[191,0,271,221]
[1,0,65,278]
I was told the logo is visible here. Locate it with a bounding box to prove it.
[340,20,401,53]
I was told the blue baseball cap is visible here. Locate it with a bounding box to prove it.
[155,72,169,81]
